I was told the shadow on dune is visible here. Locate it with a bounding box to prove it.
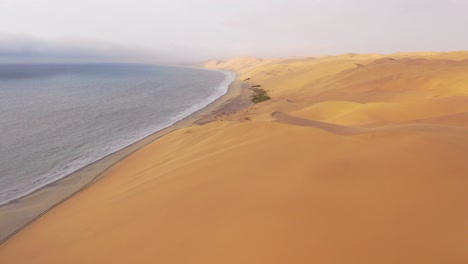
[272,111,468,137]
[272,111,366,135]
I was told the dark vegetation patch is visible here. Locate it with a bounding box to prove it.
[250,87,271,104]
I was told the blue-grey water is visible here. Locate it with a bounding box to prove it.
[0,64,234,205]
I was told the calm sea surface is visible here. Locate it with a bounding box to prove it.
[0,64,234,205]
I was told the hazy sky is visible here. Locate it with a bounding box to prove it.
[1,0,467,63]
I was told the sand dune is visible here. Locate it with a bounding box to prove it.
[1,52,468,263]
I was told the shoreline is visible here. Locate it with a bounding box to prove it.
[0,66,234,207]
[0,71,248,243]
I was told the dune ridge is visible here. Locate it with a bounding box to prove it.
[1,51,468,263]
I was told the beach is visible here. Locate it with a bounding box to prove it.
[1,52,468,263]
[0,68,243,242]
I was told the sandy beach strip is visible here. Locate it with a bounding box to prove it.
[0,72,245,243]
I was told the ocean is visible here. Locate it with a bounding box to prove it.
[0,63,234,205]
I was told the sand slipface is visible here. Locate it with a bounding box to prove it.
[1,52,468,263]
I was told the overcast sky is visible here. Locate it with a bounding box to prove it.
[1,0,467,63]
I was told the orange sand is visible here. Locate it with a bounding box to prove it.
[1,52,468,263]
